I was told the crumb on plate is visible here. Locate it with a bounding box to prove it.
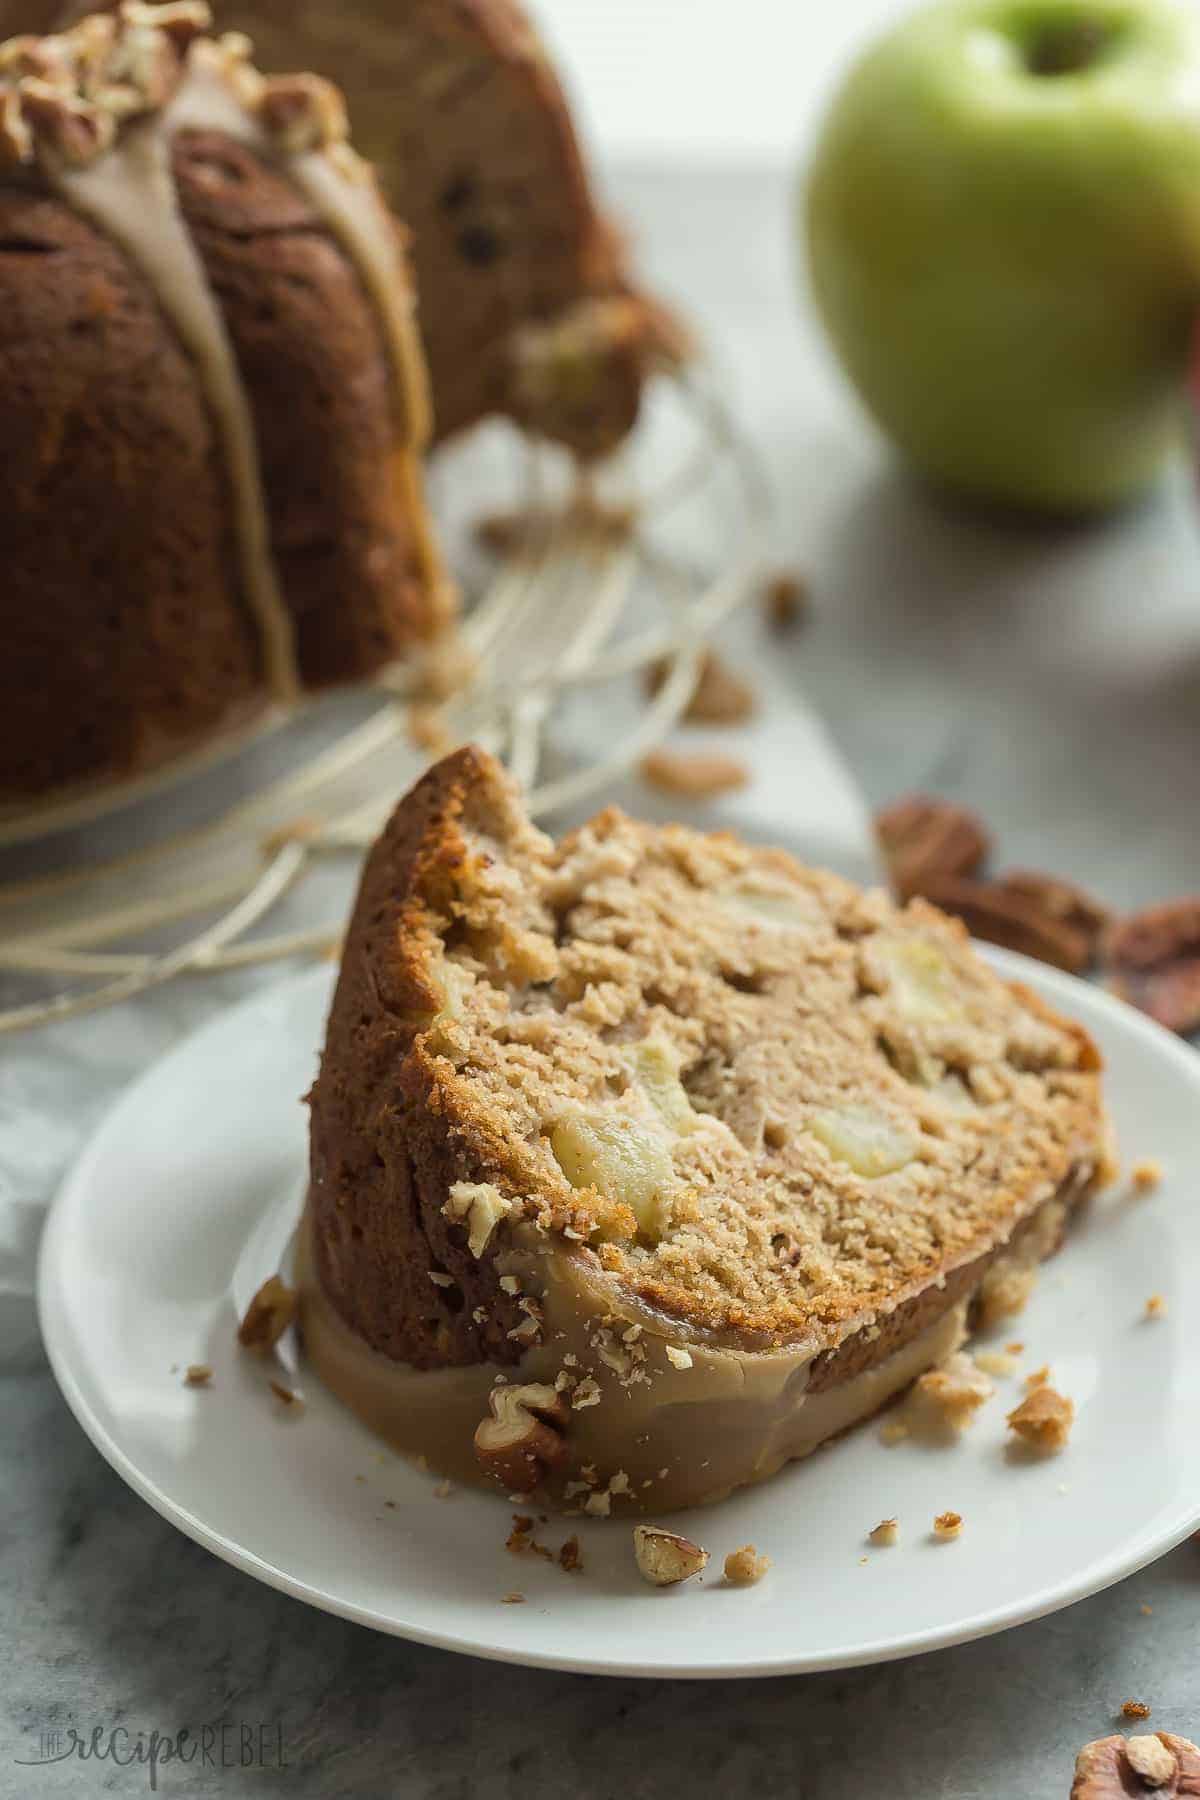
[723,1544,770,1585]
[1007,1386,1074,1453]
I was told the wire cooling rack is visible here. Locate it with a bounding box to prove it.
[0,370,770,1034]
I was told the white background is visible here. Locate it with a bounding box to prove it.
[534,1,925,163]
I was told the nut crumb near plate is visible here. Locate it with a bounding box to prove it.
[723,1545,770,1585]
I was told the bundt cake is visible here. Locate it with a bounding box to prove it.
[302,746,1112,1512]
[9,0,687,457]
[0,2,450,802]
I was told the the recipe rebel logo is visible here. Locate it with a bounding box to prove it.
[15,1720,289,1790]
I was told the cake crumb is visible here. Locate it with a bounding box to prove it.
[879,1418,910,1446]
[1023,1364,1051,1391]
[1006,1342,1025,1355]
[912,1351,993,1430]
[428,1271,455,1288]
[433,1479,453,1499]
[268,1379,302,1411]
[974,1350,1019,1379]
[1121,1700,1152,1721]
[1007,1385,1074,1453]
[665,1345,693,1370]
[975,1261,1036,1328]
[501,1591,525,1605]
[184,1364,212,1387]
[858,1556,869,1566]
[1141,1604,1154,1617]
[933,1511,963,1540]
[869,1518,900,1547]
[558,1536,583,1573]
[723,1545,770,1585]
[1145,1293,1168,1319]
[639,748,749,800]
[1131,1158,1163,1193]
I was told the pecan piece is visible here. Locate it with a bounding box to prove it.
[120,1,212,55]
[237,1274,297,1353]
[639,748,749,799]
[258,72,348,154]
[999,869,1109,955]
[1104,900,1200,1037]
[917,875,1092,973]
[0,89,32,165]
[632,1525,708,1586]
[19,79,115,165]
[874,794,990,902]
[1072,1731,1200,1796]
[474,1382,568,1494]
[644,649,756,727]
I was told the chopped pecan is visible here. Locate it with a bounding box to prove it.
[0,35,73,84]
[19,79,115,165]
[237,1274,297,1353]
[1072,1731,1200,1797]
[917,875,1092,973]
[999,869,1109,955]
[0,89,32,165]
[874,795,990,902]
[1104,900,1200,1037]
[639,748,749,799]
[258,72,348,153]
[763,570,809,633]
[645,649,756,727]
[95,15,185,118]
[474,1382,568,1493]
[632,1525,708,1586]
[120,1,211,54]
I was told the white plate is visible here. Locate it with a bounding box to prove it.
[38,951,1200,1678]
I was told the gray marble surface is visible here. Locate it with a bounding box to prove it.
[5,163,1200,1799]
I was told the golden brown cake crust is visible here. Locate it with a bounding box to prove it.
[179,0,686,453]
[308,747,1109,1376]
[0,6,449,801]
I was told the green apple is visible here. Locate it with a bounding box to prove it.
[806,0,1200,512]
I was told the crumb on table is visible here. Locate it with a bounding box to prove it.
[1131,1159,1163,1193]
[184,1364,212,1387]
[1145,1293,1167,1319]
[501,1592,525,1605]
[1121,1700,1152,1721]
[933,1511,963,1541]
[869,1519,899,1547]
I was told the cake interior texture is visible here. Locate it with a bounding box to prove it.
[304,747,1110,1510]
